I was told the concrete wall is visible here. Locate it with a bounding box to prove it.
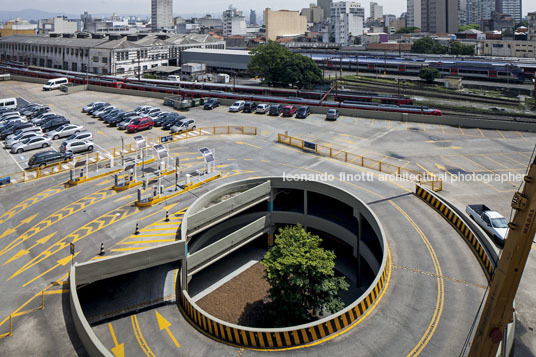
[265,8,307,41]
[75,241,185,285]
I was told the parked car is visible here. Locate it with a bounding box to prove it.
[145,108,161,117]
[5,131,42,149]
[162,115,187,130]
[1,111,21,120]
[42,77,68,91]
[31,112,57,125]
[282,105,297,117]
[11,136,51,153]
[104,111,126,125]
[33,114,64,127]
[326,109,340,120]
[203,98,220,110]
[87,102,110,115]
[466,204,509,246]
[268,104,283,116]
[40,117,70,132]
[229,101,245,112]
[45,124,84,140]
[0,122,34,139]
[152,112,171,126]
[64,131,93,142]
[21,105,47,117]
[118,116,142,130]
[0,116,25,127]
[170,119,196,133]
[94,106,116,118]
[109,111,137,126]
[82,101,106,113]
[5,126,42,141]
[60,139,94,154]
[27,106,51,119]
[295,106,311,119]
[27,150,73,169]
[100,109,121,121]
[127,117,154,133]
[157,113,184,128]
[243,102,257,113]
[134,105,152,114]
[256,104,269,114]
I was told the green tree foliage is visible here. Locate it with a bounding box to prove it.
[262,224,349,327]
[448,41,475,56]
[248,41,322,88]
[411,37,447,54]
[419,67,440,83]
[143,73,158,79]
[396,26,420,33]
[458,24,480,31]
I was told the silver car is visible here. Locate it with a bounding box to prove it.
[46,124,84,140]
[118,116,141,130]
[170,119,196,133]
[65,131,93,142]
[5,132,43,149]
[93,106,115,117]
[11,136,51,153]
[60,139,94,154]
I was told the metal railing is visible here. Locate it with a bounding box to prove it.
[0,126,258,187]
[277,133,443,192]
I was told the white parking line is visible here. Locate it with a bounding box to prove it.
[6,150,25,171]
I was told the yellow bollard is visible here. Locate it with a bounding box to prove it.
[9,315,12,336]
[41,290,44,310]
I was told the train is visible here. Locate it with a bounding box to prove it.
[0,62,442,116]
[307,54,536,82]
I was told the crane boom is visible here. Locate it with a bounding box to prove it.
[468,155,536,356]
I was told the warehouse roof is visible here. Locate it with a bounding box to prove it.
[182,48,251,56]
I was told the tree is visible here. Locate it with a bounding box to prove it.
[248,41,322,88]
[448,41,475,56]
[262,224,349,327]
[411,37,447,54]
[458,24,480,31]
[396,26,420,33]
[419,67,440,83]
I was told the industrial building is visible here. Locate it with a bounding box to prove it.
[180,48,251,73]
[0,33,225,76]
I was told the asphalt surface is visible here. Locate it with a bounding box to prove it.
[0,81,534,356]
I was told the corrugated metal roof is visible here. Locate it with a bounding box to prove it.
[182,48,251,56]
[0,34,107,47]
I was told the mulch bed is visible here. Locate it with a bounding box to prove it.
[196,262,275,327]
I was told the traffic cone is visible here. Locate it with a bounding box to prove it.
[165,211,169,222]
[135,223,140,235]
[99,242,105,255]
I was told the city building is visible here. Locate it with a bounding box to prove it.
[151,0,173,32]
[458,0,468,26]
[264,9,307,41]
[180,48,251,73]
[223,6,247,36]
[301,4,325,23]
[0,33,225,75]
[481,11,515,31]
[370,2,384,20]
[407,0,422,28]
[529,11,536,41]
[383,14,397,26]
[331,2,364,45]
[478,39,535,57]
[250,10,257,25]
[421,0,458,33]
[81,12,92,31]
[495,0,521,22]
[317,0,333,20]
[468,0,496,25]
[0,19,37,37]
[38,17,79,34]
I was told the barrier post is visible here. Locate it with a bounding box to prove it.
[361,156,364,167]
[213,127,216,135]
[58,162,61,172]
[227,126,230,134]
[379,162,382,172]
[41,290,44,310]
[397,167,401,176]
[113,148,116,157]
[329,148,333,158]
[345,152,348,162]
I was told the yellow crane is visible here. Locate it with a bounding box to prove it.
[469,154,536,356]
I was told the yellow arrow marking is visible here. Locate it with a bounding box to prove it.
[4,232,57,265]
[0,189,112,259]
[22,252,79,287]
[435,163,457,178]
[156,311,180,348]
[235,141,262,149]
[0,213,39,239]
[0,185,62,225]
[97,130,108,137]
[108,323,125,357]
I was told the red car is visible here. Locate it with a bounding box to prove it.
[127,117,154,133]
[282,105,297,117]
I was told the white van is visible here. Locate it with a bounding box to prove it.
[43,78,68,91]
[0,97,17,109]
[167,75,181,82]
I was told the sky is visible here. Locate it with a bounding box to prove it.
[2,0,535,20]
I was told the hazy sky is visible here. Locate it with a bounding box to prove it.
[2,0,535,20]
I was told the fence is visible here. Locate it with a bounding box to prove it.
[277,133,443,192]
[0,126,258,187]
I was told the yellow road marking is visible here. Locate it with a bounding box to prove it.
[370,119,375,126]
[114,195,132,203]
[477,128,485,137]
[532,245,536,252]
[0,213,39,239]
[416,163,434,177]
[109,323,125,357]
[111,247,148,252]
[131,315,155,357]
[141,227,180,231]
[23,253,79,287]
[422,122,426,132]
[97,130,108,137]
[0,184,63,225]
[156,311,181,348]
[119,239,176,244]
[127,233,177,237]
[517,131,528,142]
[388,120,391,129]
[235,141,262,149]
[440,124,445,134]
[96,179,113,186]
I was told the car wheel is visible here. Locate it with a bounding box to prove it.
[39,163,46,169]
[75,130,80,134]
[192,126,196,130]
[88,145,94,151]
[53,135,59,140]
[17,148,23,153]
[148,126,153,130]
[133,129,138,133]
[42,143,48,148]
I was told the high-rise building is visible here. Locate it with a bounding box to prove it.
[466,0,495,25]
[250,10,257,25]
[331,2,364,45]
[151,0,173,32]
[529,11,536,41]
[495,0,521,22]
[301,4,325,23]
[223,6,247,36]
[407,0,422,28]
[317,0,333,20]
[370,2,384,20]
[421,0,458,33]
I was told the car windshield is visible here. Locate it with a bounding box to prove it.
[491,218,508,228]
[22,138,31,144]
[328,110,335,114]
